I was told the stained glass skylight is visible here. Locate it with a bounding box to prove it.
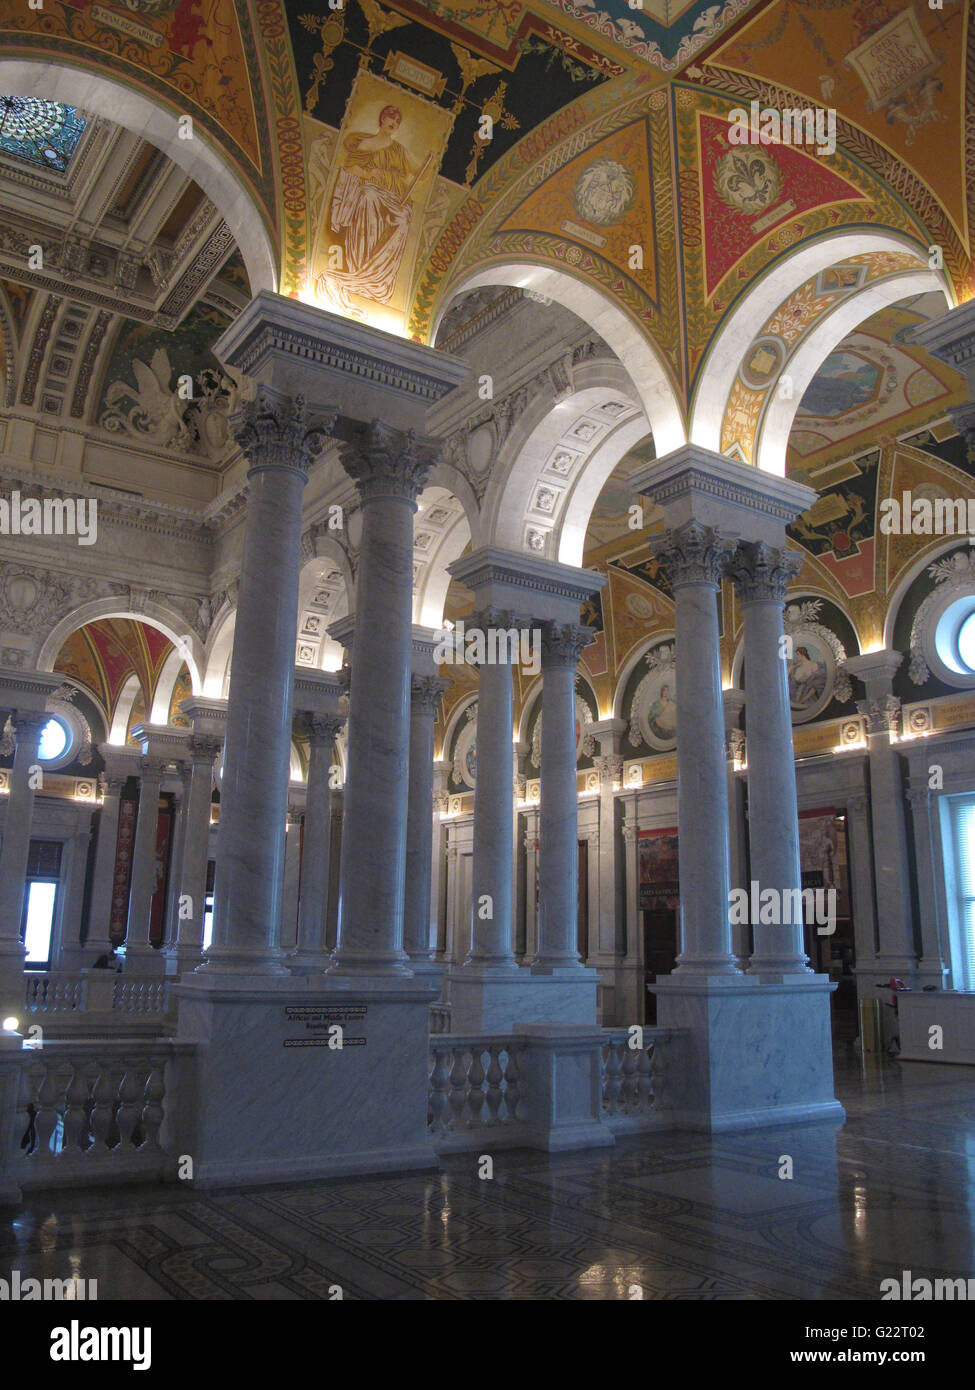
[0,96,86,173]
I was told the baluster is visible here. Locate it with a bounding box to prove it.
[502,1046,520,1123]
[484,1046,503,1126]
[61,1060,91,1154]
[621,1043,639,1114]
[603,1043,623,1115]
[636,1042,654,1114]
[139,1061,166,1150]
[429,1047,449,1133]
[89,1060,117,1154]
[467,1048,485,1128]
[116,1061,144,1149]
[33,1060,63,1160]
[448,1048,468,1132]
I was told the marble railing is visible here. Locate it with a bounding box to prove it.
[428,1037,524,1141]
[429,1002,453,1035]
[5,1039,196,1192]
[23,972,171,1033]
[428,1027,683,1152]
[599,1028,678,1133]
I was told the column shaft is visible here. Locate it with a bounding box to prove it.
[0,711,48,999]
[405,678,448,965]
[84,774,125,958]
[207,390,329,974]
[293,715,343,968]
[466,624,517,968]
[731,542,809,976]
[171,737,220,969]
[533,623,593,971]
[123,759,167,964]
[654,524,739,975]
[332,423,435,974]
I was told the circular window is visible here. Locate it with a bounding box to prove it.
[932,594,975,683]
[38,716,68,762]
[957,611,975,674]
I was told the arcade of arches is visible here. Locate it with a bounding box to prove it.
[1,0,975,1304]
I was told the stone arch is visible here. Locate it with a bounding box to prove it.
[690,230,950,471]
[107,672,141,745]
[0,58,276,293]
[432,264,684,455]
[414,484,471,630]
[481,358,650,560]
[36,597,205,694]
[296,537,354,673]
[150,644,190,724]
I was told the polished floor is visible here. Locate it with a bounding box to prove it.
[3,1054,975,1300]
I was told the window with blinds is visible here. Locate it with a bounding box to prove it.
[949,797,975,992]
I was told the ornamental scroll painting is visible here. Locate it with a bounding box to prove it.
[312,69,453,330]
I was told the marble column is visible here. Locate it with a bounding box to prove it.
[405,675,449,971]
[651,523,741,976]
[587,718,627,1020]
[161,771,189,956]
[729,542,811,977]
[722,690,749,968]
[281,801,304,952]
[846,649,918,979]
[122,756,168,971]
[533,622,595,972]
[291,712,344,972]
[0,707,50,1008]
[82,745,140,961]
[167,731,223,973]
[431,760,450,962]
[330,422,437,976]
[205,389,334,975]
[462,609,520,972]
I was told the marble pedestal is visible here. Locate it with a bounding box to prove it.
[652,976,844,1132]
[446,965,599,1032]
[173,973,439,1187]
[515,1025,616,1153]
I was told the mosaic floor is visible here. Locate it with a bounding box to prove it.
[3,1055,975,1300]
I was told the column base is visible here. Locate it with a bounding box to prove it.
[195,945,290,977]
[173,973,439,1187]
[286,949,332,976]
[326,946,413,978]
[651,974,844,1132]
[446,965,598,1032]
[162,944,205,978]
[117,944,167,976]
[405,958,446,980]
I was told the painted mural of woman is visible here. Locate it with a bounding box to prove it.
[316,105,428,314]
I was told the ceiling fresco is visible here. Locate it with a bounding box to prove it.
[53,618,175,727]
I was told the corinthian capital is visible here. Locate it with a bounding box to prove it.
[651,521,736,590]
[232,386,336,478]
[540,622,595,668]
[728,541,803,605]
[338,419,439,504]
[410,675,450,712]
